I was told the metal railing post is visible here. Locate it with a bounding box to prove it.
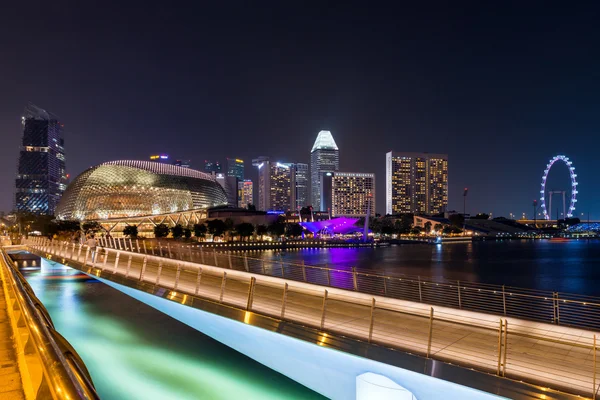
[136,239,140,253]
[497,319,503,375]
[502,319,508,377]
[555,292,560,325]
[158,242,163,257]
[139,257,148,281]
[213,250,218,267]
[383,277,388,296]
[113,251,120,273]
[246,277,256,311]
[320,290,328,330]
[155,261,163,285]
[195,267,203,295]
[280,261,285,278]
[188,245,193,262]
[143,240,147,254]
[167,242,172,258]
[129,238,133,252]
[594,334,597,399]
[457,280,462,309]
[301,260,307,282]
[77,244,82,262]
[219,272,227,302]
[418,276,423,302]
[84,247,90,266]
[103,249,109,266]
[368,298,376,343]
[125,255,132,277]
[244,254,249,272]
[502,285,507,316]
[352,267,358,291]
[281,283,288,318]
[174,263,181,290]
[200,246,205,264]
[228,253,232,269]
[326,268,331,286]
[426,307,434,357]
[117,237,123,250]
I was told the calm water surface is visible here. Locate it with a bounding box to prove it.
[260,239,600,296]
[24,260,324,400]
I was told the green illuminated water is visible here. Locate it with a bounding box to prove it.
[25,259,324,400]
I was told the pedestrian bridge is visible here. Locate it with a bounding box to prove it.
[23,237,600,400]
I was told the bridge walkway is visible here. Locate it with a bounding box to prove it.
[0,263,25,400]
[29,238,600,399]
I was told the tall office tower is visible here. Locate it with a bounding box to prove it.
[226,158,244,180]
[332,173,376,217]
[173,159,191,168]
[204,160,222,174]
[15,103,67,215]
[149,154,170,164]
[310,130,339,211]
[385,152,448,215]
[238,179,253,208]
[291,163,309,211]
[254,157,292,211]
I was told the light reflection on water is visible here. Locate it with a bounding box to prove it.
[258,239,600,296]
[24,259,324,400]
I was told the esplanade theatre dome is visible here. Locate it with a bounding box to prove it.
[56,160,227,220]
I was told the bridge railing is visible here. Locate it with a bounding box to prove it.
[93,236,600,331]
[27,236,600,398]
[0,246,99,400]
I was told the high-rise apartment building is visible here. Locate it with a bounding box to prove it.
[310,130,339,211]
[332,172,376,217]
[204,160,221,174]
[291,163,309,211]
[226,158,244,180]
[253,157,292,212]
[15,103,67,215]
[238,179,253,208]
[385,152,448,215]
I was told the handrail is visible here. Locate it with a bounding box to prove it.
[0,247,100,400]
[83,236,600,331]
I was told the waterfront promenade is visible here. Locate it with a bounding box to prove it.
[24,237,600,399]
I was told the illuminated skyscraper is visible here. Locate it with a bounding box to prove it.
[226,158,244,180]
[238,179,253,208]
[291,163,309,211]
[15,103,67,215]
[332,172,375,217]
[204,160,221,174]
[385,152,448,215]
[253,157,292,211]
[310,130,339,211]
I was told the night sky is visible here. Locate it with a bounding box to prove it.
[2,2,599,218]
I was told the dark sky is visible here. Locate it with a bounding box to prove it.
[1,1,599,218]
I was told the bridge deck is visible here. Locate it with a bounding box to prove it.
[29,239,600,399]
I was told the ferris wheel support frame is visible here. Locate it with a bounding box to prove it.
[539,155,578,221]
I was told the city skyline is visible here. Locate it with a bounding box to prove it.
[1,3,600,218]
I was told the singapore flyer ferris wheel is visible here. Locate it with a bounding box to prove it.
[539,155,578,220]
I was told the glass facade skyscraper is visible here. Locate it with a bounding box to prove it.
[226,158,244,180]
[15,103,67,215]
[204,160,222,174]
[310,130,339,211]
[385,152,448,215]
[291,163,308,211]
[254,157,293,212]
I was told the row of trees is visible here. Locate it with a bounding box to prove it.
[355,214,464,236]
[123,217,306,241]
